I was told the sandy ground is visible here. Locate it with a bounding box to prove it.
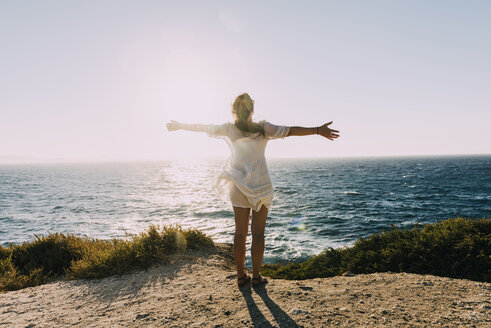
[0,243,489,328]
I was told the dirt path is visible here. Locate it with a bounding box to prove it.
[1,244,489,327]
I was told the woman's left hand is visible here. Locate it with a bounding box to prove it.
[318,122,340,141]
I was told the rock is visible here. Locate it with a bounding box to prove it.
[290,308,310,315]
[299,286,313,291]
[479,304,491,310]
[343,271,355,277]
[468,312,479,321]
[340,307,348,312]
[422,281,434,286]
[224,310,231,316]
[135,313,149,320]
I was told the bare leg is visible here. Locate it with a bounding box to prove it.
[251,205,268,278]
[233,206,251,278]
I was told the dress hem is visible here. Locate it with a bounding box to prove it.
[214,173,272,212]
[230,202,270,211]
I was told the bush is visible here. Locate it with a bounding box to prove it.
[182,228,215,250]
[0,225,215,292]
[262,218,491,282]
[11,233,89,276]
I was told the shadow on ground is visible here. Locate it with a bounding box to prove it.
[239,283,299,328]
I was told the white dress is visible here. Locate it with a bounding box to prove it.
[206,121,290,211]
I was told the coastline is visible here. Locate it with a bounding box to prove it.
[1,243,489,328]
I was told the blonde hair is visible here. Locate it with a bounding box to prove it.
[232,93,265,137]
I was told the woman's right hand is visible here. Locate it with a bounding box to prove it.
[166,120,181,131]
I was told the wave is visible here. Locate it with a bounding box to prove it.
[343,191,361,195]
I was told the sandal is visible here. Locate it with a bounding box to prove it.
[251,275,268,287]
[237,274,251,287]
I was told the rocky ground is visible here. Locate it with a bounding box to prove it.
[0,244,489,327]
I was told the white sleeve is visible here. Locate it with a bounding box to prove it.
[206,123,230,138]
[262,121,290,139]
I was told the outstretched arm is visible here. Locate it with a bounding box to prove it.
[166,120,208,133]
[287,122,340,141]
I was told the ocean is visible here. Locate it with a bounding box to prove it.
[0,155,489,263]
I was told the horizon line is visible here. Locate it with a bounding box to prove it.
[0,153,490,165]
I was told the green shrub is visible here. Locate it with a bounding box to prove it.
[10,233,89,276]
[69,225,193,280]
[0,225,215,292]
[262,218,490,282]
[182,228,215,250]
[0,253,49,291]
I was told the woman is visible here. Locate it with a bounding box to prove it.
[166,93,339,287]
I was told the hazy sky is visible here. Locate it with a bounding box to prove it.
[1,0,490,162]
